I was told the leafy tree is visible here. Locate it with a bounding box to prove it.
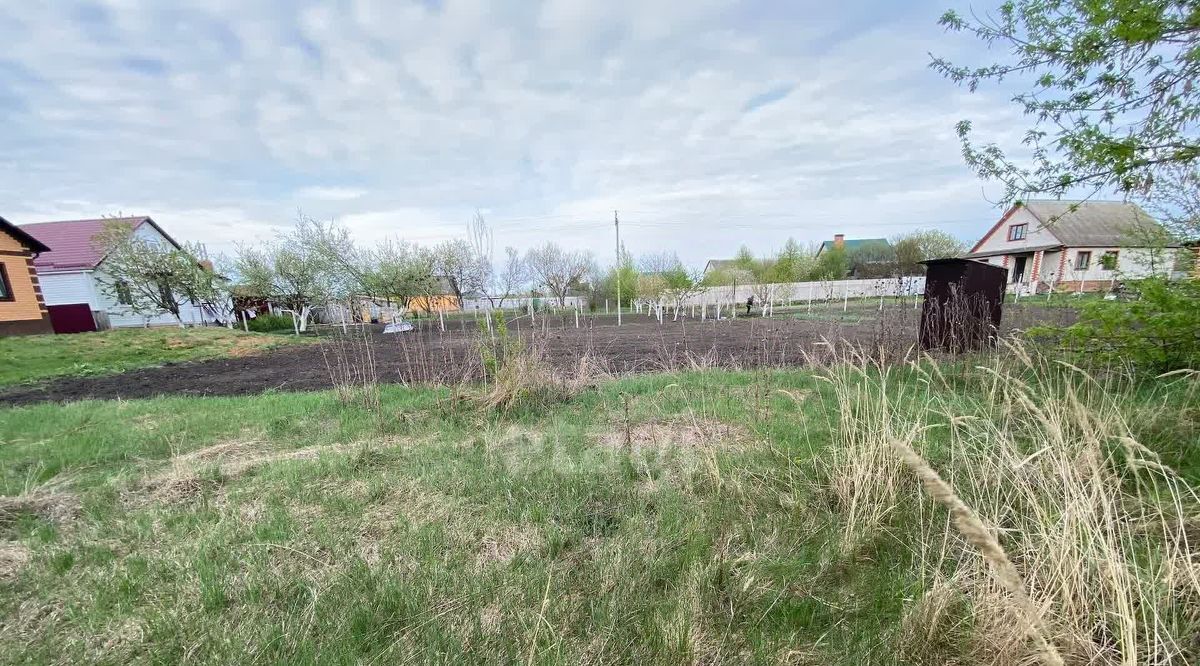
[94,220,228,326]
[1036,277,1200,372]
[933,0,1200,200]
[232,222,340,330]
[291,215,364,298]
[732,245,756,272]
[809,247,850,280]
[892,229,967,274]
[769,238,812,283]
[594,248,638,308]
[361,239,439,309]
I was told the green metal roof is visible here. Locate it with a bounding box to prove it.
[816,238,890,255]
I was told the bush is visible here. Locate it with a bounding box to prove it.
[1035,278,1200,373]
[246,313,295,333]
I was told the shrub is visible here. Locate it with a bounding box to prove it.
[246,313,295,333]
[1034,278,1200,373]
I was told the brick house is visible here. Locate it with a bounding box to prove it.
[0,215,53,335]
[965,200,1184,294]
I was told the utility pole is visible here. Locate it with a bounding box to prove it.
[614,210,622,326]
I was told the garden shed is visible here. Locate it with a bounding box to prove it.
[919,258,1007,352]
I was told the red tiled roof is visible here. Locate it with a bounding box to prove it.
[20,217,152,271]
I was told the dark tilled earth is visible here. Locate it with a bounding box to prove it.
[0,305,1073,405]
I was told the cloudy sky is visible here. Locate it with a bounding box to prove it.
[1,0,1032,265]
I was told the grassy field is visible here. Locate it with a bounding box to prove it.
[2,342,1197,664]
[0,327,306,386]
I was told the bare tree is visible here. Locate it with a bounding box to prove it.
[636,251,681,275]
[431,238,485,307]
[525,242,595,307]
[494,246,529,308]
[467,211,497,304]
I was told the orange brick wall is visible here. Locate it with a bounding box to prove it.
[0,231,50,325]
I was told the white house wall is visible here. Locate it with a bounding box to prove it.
[1055,247,1177,284]
[973,208,1058,253]
[93,266,215,328]
[36,271,100,307]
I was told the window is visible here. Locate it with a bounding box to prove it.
[0,263,12,302]
[1101,250,1119,270]
[157,279,174,307]
[1007,224,1027,241]
[115,280,133,305]
[1075,251,1091,271]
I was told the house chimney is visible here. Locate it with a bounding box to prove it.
[833,234,845,249]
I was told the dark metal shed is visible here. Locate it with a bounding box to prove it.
[919,258,1007,352]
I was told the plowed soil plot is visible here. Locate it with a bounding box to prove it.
[0,304,1073,405]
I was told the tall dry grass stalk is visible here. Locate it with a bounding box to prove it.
[818,339,1200,665]
[890,437,1064,666]
[318,322,381,411]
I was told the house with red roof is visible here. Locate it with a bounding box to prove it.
[19,216,218,330]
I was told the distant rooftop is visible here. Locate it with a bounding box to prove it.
[816,237,889,256]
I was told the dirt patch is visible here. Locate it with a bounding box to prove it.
[227,336,279,358]
[0,541,30,579]
[0,305,1073,405]
[597,417,749,452]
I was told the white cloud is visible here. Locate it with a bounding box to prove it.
[295,186,368,201]
[0,0,1031,264]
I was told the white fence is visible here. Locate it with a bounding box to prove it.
[663,276,925,308]
[462,296,587,311]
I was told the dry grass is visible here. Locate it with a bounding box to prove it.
[0,541,30,579]
[476,342,608,412]
[595,417,746,452]
[818,341,1200,664]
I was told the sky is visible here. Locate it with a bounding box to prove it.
[0,0,1035,266]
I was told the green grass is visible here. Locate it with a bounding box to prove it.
[2,360,1196,664]
[0,327,307,386]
